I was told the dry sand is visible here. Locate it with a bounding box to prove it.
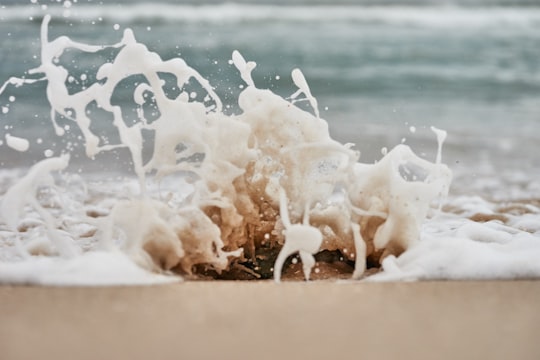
[1,280,539,360]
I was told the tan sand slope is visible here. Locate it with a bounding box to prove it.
[1,281,539,360]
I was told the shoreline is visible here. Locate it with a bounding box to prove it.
[2,280,539,360]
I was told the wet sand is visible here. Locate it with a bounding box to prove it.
[1,280,539,360]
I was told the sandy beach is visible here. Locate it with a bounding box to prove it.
[1,280,539,360]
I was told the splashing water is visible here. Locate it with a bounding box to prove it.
[0,15,537,285]
[0,16,452,282]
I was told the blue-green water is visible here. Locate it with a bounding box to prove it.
[1,0,539,197]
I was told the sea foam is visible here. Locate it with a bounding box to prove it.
[0,14,538,285]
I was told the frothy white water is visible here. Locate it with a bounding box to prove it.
[3,4,540,29]
[370,220,540,281]
[0,14,539,285]
[368,194,540,281]
[0,251,180,286]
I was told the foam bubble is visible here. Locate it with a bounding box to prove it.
[5,134,30,152]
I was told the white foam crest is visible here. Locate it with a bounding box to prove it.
[2,4,540,29]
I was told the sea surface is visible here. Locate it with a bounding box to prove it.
[0,0,539,284]
[1,0,539,195]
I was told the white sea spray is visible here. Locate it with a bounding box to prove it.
[0,13,538,285]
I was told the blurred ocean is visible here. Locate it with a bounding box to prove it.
[0,0,539,198]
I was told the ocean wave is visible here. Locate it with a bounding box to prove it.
[2,3,540,28]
